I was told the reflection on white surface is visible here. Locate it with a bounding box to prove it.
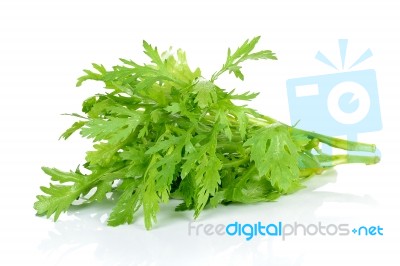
[36,170,380,266]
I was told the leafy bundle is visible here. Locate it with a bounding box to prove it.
[34,37,379,229]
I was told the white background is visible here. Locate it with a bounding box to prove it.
[1,0,400,265]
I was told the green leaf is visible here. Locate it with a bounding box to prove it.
[215,110,233,140]
[76,64,106,87]
[194,155,222,217]
[244,124,300,192]
[59,121,86,140]
[34,168,96,220]
[86,143,120,167]
[34,186,77,220]
[81,114,140,144]
[211,36,277,81]
[228,90,259,101]
[145,135,183,155]
[143,40,164,67]
[88,181,113,202]
[142,177,159,230]
[41,167,82,183]
[164,102,181,114]
[192,78,217,109]
[108,179,141,226]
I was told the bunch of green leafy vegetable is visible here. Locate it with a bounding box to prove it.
[34,37,379,229]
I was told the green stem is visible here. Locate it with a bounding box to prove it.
[245,115,377,154]
[317,154,380,167]
[217,143,241,153]
[292,128,376,153]
[222,157,250,169]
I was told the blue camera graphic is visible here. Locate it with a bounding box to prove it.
[286,40,382,140]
